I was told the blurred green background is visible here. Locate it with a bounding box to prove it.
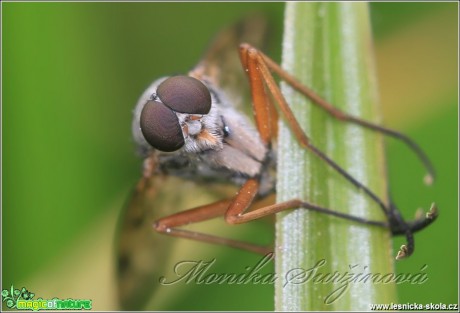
[2,2,458,310]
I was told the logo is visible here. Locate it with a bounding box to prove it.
[2,285,92,311]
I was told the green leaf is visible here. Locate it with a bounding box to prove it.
[275,2,397,310]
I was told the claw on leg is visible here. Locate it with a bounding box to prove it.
[396,245,409,260]
[426,203,438,219]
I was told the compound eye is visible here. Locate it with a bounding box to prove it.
[156,76,211,114]
[140,100,185,152]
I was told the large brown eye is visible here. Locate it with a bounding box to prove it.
[156,76,211,114]
[140,100,184,152]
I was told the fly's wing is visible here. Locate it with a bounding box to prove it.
[190,14,269,111]
[115,170,168,310]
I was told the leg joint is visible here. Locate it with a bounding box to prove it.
[225,213,241,225]
[153,220,169,233]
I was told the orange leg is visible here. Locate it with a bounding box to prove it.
[152,180,394,255]
[225,179,388,228]
[236,43,437,258]
[153,198,272,255]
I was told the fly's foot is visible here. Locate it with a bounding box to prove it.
[396,245,409,260]
[426,203,438,220]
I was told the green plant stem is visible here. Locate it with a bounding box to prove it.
[275,2,397,310]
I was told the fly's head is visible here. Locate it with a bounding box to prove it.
[133,75,270,184]
[133,76,224,155]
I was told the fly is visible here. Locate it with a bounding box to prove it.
[116,15,438,309]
